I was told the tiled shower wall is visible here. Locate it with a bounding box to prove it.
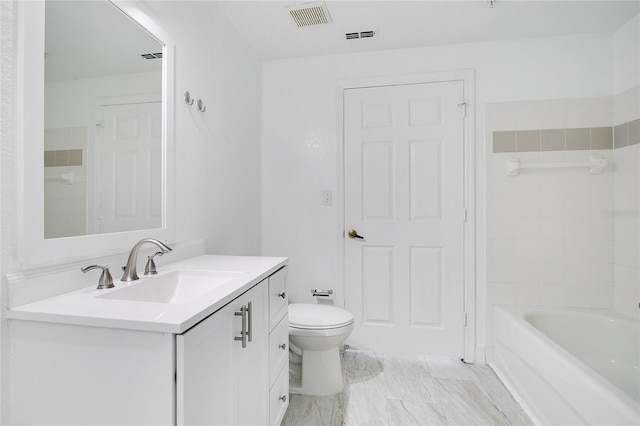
[612,86,640,319]
[485,97,618,360]
[44,126,88,238]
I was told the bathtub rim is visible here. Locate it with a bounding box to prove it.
[491,305,639,425]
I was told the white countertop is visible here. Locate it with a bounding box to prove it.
[7,255,288,334]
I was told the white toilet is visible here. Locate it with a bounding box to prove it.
[288,303,354,396]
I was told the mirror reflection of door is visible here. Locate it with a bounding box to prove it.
[95,100,162,234]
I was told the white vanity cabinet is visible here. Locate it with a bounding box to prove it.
[11,321,176,425]
[267,266,290,425]
[9,259,289,426]
[177,280,268,425]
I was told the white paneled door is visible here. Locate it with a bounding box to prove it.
[344,81,466,357]
[97,101,162,234]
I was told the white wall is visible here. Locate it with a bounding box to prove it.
[0,0,262,421]
[613,15,639,96]
[0,1,18,423]
[144,1,263,256]
[262,33,613,359]
[612,15,640,320]
[44,72,161,129]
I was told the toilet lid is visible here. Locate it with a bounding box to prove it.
[289,303,354,329]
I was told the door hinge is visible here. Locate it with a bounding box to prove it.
[463,208,468,222]
[458,102,467,117]
[463,312,468,327]
[96,122,104,137]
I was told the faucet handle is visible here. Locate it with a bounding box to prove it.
[144,251,164,276]
[81,265,114,289]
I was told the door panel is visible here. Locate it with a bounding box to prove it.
[344,81,465,357]
[410,139,441,220]
[362,245,393,324]
[97,101,161,233]
[362,142,394,220]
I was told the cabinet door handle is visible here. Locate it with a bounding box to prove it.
[247,301,253,343]
[278,292,286,299]
[279,395,287,403]
[234,306,247,348]
[279,343,287,350]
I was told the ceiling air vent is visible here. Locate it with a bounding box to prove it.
[141,52,163,60]
[287,2,332,27]
[345,30,376,40]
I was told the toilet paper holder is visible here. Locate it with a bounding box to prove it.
[311,289,333,297]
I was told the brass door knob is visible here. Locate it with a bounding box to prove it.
[348,229,364,240]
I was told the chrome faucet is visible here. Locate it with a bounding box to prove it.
[121,238,172,282]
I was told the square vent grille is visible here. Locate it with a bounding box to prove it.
[287,2,332,27]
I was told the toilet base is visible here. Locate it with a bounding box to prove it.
[289,346,344,396]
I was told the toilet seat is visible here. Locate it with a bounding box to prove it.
[289,303,354,330]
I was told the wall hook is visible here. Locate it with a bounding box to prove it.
[197,98,206,112]
[184,91,194,105]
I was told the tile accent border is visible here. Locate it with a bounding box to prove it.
[44,149,83,167]
[493,127,613,153]
[493,118,639,153]
[614,118,640,148]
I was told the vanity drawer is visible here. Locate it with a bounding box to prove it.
[269,314,289,380]
[269,267,288,329]
[269,362,289,426]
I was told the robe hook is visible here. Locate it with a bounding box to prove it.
[197,99,206,112]
[184,91,194,105]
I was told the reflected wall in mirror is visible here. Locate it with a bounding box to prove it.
[44,0,164,238]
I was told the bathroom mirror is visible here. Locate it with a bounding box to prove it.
[44,1,163,238]
[19,0,175,266]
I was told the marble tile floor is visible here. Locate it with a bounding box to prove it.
[282,350,533,426]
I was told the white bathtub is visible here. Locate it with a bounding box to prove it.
[492,306,639,425]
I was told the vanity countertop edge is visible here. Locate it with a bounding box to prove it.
[7,255,288,334]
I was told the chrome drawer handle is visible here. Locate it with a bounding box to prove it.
[278,292,286,299]
[279,343,287,350]
[247,301,253,343]
[279,395,287,403]
[234,306,247,348]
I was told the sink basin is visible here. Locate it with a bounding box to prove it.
[98,270,242,304]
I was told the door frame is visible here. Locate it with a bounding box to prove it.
[337,70,477,363]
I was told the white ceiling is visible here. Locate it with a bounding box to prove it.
[44,1,639,82]
[216,0,640,60]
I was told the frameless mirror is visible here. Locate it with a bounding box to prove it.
[44,0,164,238]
